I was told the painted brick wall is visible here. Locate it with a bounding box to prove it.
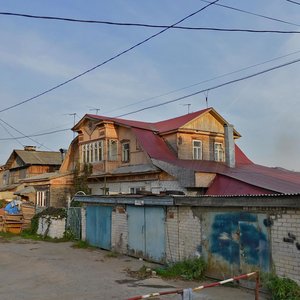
[271,209,300,284]
[165,207,201,262]
[111,205,128,253]
[37,217,66,239]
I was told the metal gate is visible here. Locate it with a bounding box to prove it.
[203,212,270,278]
[86,205,112,250]
[127,206,165,262]
[66,207,82,240]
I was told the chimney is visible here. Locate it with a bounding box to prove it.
[224,124,235,168]
[24,146,36,151]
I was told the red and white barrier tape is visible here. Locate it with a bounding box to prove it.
[126,271,257,300]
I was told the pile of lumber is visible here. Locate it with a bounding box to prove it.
[1,213,23,234]
[21,203,35,230]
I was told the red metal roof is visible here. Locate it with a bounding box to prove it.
[81,110,300,194]
[206,174,275,195]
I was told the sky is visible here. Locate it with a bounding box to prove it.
[0,0,300,171]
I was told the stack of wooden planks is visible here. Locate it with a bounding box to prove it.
[0,208,4,232]
[21,203,35,229]
[2,213,23,234]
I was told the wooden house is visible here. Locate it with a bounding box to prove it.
[69,107,300,195]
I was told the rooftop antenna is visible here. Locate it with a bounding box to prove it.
[182,104,191,114]
[89,107,100,115]
[65,113,77,138]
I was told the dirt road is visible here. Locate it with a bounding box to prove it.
[0,237,264,299]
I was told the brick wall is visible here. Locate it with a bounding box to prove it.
[271,209,300,284]
[165,206,201,262]
[111,205,128,253]
[37,216,66,239]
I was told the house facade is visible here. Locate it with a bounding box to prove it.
[0,146,68,208]
[70,107,300,196]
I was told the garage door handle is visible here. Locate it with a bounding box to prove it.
[142,225,144,234]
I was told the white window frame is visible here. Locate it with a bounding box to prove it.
[193,140,202,160]
[82,140,104,163]
[121,142,130,162]
[108,139,118,161]
[214,142,225,162]
[36,191,46,207]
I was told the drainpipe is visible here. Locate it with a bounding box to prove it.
[224,124,235,168]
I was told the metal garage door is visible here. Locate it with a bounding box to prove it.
[86,206,112,250]
[127,206,165,262]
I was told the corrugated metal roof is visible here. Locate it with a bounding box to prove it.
[74,108,300,195]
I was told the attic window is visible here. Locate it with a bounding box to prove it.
[214,142,224,162]
[193,140,202,160]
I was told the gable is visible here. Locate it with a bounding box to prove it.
[181,110,241,138]
[183,111,225,134]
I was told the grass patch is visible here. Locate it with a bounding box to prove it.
[156,257,206,281]
[72,240,94,249]
[105,251,119,258]
[262,273,300,300]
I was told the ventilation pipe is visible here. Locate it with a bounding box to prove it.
[224,124,235,168]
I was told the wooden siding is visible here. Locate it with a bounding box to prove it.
[178,133,225,160]
[78,123,151,175]
[182,112,225,133]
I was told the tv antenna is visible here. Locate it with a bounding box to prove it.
[182,104,191,114]
[89,107,100,115]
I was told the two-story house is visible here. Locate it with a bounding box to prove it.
[71,107,300,196]
[0,146,63,204]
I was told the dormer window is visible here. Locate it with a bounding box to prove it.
[193,140,202,160]
[121,142,130,162]
[214,142,224,162]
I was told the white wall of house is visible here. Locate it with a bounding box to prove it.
[89,180,187,195]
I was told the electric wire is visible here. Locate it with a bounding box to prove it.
[0,0,219,114]
[104,48,300,115]
[0,128,71,141]
[200,0,300,27]
[116,56,300,117]
[1,11,300,33]
[286,0,300,5]
[0,118,52,150]
[0,120,25,147]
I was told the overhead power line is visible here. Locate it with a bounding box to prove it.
[0,128,70,141]
[0,0,219,114]
[0,121,24,147]
[200,0,300,27]
[105,48,300,115]
[286,0,300,5]
[1,11,300,34]
[117,57,300,117]
[0,118,52,150]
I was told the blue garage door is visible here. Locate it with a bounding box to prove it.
[86,206,112,250]
[127,206,165,262]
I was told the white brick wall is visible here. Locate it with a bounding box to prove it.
[37,216,66,239]
[271,209,300,284]
[165,207,201,262]
[111,205,128,253]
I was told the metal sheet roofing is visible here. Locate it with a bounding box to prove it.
[75,108,300,195]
